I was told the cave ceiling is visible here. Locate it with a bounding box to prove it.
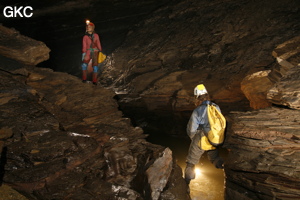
[0,0,171,72]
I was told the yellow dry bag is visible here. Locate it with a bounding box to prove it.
[200,135,216,150]
[98,52,106,64]
[198,102,226,150]
[206,103,226,146]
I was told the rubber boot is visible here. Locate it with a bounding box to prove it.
[82,70,87,83]
[207,150,224,169]
[92,72,98,85]
[184,163,195,185]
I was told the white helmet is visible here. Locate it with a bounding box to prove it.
[194,84,208,98]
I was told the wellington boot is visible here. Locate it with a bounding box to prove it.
[82,70,87,82]
[92,72,98,85]
[184,163,195,185]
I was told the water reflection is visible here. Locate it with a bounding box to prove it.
[146,133,225,200]
[185,162,224,200]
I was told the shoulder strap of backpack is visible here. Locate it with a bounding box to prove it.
[89,34,94,48]
[201,102,208,119]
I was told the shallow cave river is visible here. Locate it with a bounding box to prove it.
[143,131,226,200]
[1,0,300,200]
[117,98,229,200]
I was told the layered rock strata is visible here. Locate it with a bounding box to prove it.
[226,37,300,199]
[0,26,189,199]
[225,108,300,200]
[0,65,189,200]
[100,0,299,139]
[267,36,300,109]
[101,0,300,113]
[241,36,300,110]
[0,25,50,66]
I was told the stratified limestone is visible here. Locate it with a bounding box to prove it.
[267,36,300,109]
[0,66,189,200]
[0,25,50,65]
[101,0,299,114]
[240,36,300,110]
[241,70,273,109]
[225,107,300,200]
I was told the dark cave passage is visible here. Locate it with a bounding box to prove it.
[117,98,228,200]
[2,12,228,199]
[2,0,299,199]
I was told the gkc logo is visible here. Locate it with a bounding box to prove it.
[3,6,33,18]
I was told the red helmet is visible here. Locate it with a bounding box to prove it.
[88,22,95,27]
[86,20,95,27]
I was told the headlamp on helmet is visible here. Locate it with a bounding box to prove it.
[86,20,95,27]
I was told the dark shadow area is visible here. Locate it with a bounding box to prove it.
[0,147,7,186]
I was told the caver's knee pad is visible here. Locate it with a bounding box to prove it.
[93,66,98,73]
[81,63,88,70]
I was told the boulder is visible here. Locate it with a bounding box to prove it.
[146,148,173,200]
[241,70,273,109]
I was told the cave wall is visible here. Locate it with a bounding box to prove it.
[225,107,300,200]
[96,0,300,199]
[1,0,300,199]
[98,0,300,137]
[0,26,190,199]
[100,0,299,111]
[0,0,171,75]
[224,35,300,200]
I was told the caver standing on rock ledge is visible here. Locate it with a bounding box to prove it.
[184,84,224,187]
[81,20,103,85]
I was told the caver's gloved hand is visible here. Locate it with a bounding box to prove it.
[213,157,224,169]
[184,163,195,185]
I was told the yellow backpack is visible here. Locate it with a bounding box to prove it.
[199,102,226,150]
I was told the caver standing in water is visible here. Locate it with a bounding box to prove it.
[184,84,224,186]
[81,20,103,85]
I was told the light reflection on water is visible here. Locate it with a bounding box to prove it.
[176,156,225,200]
[183,163,224,200]
[147,133,225,200]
